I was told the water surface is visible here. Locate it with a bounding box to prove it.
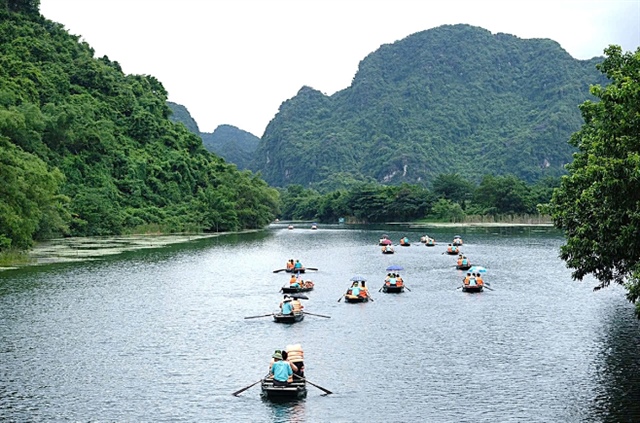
[1,224,639,422]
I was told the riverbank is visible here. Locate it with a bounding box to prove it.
[0,231,258,271]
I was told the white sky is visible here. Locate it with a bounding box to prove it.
[39,0,640,137]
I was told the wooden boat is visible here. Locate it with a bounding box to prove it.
[382,283,404,293]
[461,283,483,293]
[311,224,317,230]
[281,281,314,293]
[399,237,411,246]
[379,238,391,246]
[288,225,294,230]
[445,250,460,255]
[452,236,463,246]
[261,377,307,400]
[344,294,368,303]
[425,239,436,247]
[381,247,395,254]
[272,312,305,323]
[456,264,472,271]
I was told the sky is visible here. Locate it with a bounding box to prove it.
[39,0,640,137]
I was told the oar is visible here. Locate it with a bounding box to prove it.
[367,294,375,302]
[293,374,332,395]
[306,267,319,271]
[232,378,263,396]
[303,311,331,318]
[337,295,344,302]
[482,285,494,291]
[404,286,412,292]
[378,286,384,292]
[273,268,287,273]
[244,313,273,319]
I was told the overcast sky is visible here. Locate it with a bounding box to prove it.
[39,0,640,136]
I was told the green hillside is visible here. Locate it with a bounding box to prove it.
[200,124,260,170]
[0,1,278,251]
[251,24,606,189]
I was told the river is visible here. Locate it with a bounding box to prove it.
[1,223,639,422]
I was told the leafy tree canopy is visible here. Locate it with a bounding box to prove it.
[544,46,640,317]
[0,6,278,250]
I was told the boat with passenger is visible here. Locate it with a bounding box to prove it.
[343,277,370,303]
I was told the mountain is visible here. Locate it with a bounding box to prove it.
[200,125,260,170]
[167,103,259,169]
[250,24,607,189]
[168,101,200,134]
[0,3,279,249]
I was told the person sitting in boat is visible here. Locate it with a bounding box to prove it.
[359,281,369,298]
[279,296,294,315]
[384,245,393,252]
[286,259,294,271]
[349,281,361,296]
[475,273,484,286]
[269,351,297,386]
[457,255,463,266]
[289,274,301,288]
[395,274,404,286]
[463,272,471,285]
[294,260,303,270]
[387,274,397,286]
[292,298,304,313]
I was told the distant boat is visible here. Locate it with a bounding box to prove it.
[288,225,294,230]
[311,223,318,230]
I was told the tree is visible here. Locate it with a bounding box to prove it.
[544,46,640,317]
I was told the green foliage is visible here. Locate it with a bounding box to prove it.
[251,24,607,188]
[0,8,279,251]
[545,46,640,317]
[429,198,465,222]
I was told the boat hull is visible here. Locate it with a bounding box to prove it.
[281,285,313,294]
[462,285,483,293]
[285,268,305,274]
[456,265,471,271]
[273,312,305,323]
[445,251,459,255]
[261,379,307,400]
[382,285,404,293]
[344,295,368,303]
[382,250,394,254]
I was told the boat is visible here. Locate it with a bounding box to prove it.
[281,280,314,293]
[399,237,411,246]
[424,238,436,247]
[381,245,395,254]
[311,224,317,230]
[379,235,391,246]
[461,274,484,292]
[461,283,483,293]
[445,245,461,255]
[382,283,404,293]
[456,264,472,270]
[344,277,370,303]
[261,377,307,400]
[288,225,294,230]
[272,312,305,323]
[452,235,463,246]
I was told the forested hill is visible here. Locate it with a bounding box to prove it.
[0,2,279,251]
[250,24,607,190]
[167,102,260,170]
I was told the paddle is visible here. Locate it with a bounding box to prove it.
[404,286,412,292]
[306,267,319,271]
[378,286,384,292]
[244,313,273,319]
[303,311,331,318]
[482,285,494,291]
[367,293,375,302]
[337,295,344,302]
[232,378,263,396]
[293,374,332,395]
[273,268,287,273]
